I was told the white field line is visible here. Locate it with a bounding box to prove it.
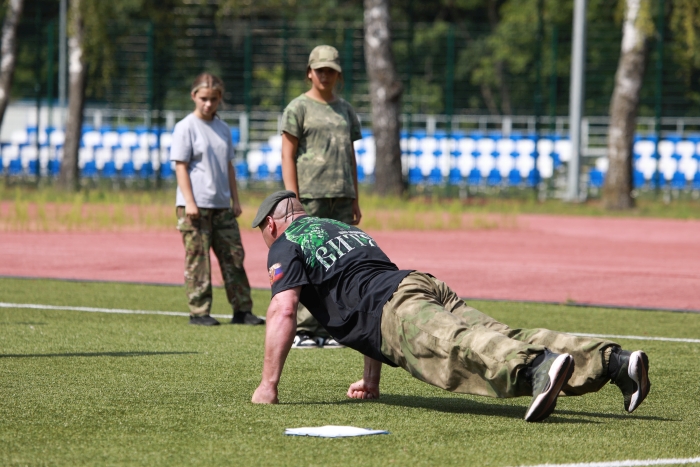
[0,302,234,319]
[2,303,698,342]
[515,456,700,467]
[572,332,700,344]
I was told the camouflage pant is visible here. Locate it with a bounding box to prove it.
[296,197,355,337]
[177,207,253,317]
[380,272,617,398]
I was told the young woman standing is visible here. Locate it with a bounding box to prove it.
[281,45,362,347]
[172,73,263,326]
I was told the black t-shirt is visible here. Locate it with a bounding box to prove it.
[268,216,410,365]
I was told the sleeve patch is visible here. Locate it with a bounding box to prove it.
[268,263,284,285]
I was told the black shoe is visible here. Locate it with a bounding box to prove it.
[524,350,575,422]
[230,311,265,325]
[189,315,220,326]
[609,348,650,413]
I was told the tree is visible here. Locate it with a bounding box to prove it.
[602,0,652,209]
[364,0,404,197]
[0,0,24,128]
[59,0,87,191]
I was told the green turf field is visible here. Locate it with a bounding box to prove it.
[1,278,699,466]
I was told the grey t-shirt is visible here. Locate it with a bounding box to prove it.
[171,113,235,209]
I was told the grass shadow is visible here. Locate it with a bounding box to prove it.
[377,394,599,424]
[0,351,197,358]
[555,410,674,422]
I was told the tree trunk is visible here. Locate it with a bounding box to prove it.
[59,0,87,191]
[602,0,648,209]
[364,0,404,197]
[0,0,24,127]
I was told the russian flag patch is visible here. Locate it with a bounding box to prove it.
[268,263,284,285]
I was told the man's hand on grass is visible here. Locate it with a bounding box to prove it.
[347,379,380,400]
[252,383,278,404]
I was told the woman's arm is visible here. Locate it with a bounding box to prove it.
[281,132,300,197]
[227,162,242,217]
[175,162,199,218]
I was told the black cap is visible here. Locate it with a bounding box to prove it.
[251,190,297,228]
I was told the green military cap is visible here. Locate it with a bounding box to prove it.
[308,45,342,73]
[251,190,297,228]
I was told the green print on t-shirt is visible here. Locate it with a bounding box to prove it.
[284,217,377,271]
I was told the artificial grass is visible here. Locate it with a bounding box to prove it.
[1,278,699,466]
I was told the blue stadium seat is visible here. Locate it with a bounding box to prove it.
[408,167,423,185]
[468,167,482,186]
[588,168,604,188]
[235,160,249,180]
[102,160,117,178]
[487,168,501,186]
[139,161,154,179]
[82,160,98,177]
[48,159,60,176]
[274,164,283,181]
[158,162,173,180]
[356,148,367,183]
[508,168,522,186]
[8,158,22,176]
[527,168,541,187]
[671,171,686,189]
[28,159,39,176]
[121,160,135,178]
[448,167,462,185]
[428,166,443,184]
[257,163,270,180]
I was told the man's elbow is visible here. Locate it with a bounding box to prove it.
[276,303,297,321]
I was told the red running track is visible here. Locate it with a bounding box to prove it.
[1,214,699,311]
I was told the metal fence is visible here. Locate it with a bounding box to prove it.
[9,13,700,121]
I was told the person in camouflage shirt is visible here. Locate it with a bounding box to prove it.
[280,45,363,348]
[250,191,652,422]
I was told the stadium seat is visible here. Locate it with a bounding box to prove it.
[139,160,154,179]
[160,161,174,179]
[467,165,482,186]
[82,160,98,178]
[508,168,522,185]
[589,168,604,188]
[235,160,249,180]
[121,160,135,178]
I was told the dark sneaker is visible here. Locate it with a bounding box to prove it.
[524,350,575,422]
[609,349,650,413]
[230,311,265,325]
[189,315,220,326]
[292,333,319,349]
[321,337,345,349]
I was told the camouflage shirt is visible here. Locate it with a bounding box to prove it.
[281,94,362,199]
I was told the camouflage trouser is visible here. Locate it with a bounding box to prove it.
[176,207,253,317]
[380,272,617,398]
[296,197,355,337]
